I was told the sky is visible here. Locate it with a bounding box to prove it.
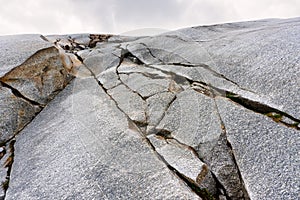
[0,0,299,35]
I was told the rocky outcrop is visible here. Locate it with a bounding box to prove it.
[0,18,299,200]
[0,45,73,143]
[0,36,74,199]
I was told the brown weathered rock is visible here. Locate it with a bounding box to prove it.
[0,85,40,143]
[0,35,53,77]
[1,47,72,105]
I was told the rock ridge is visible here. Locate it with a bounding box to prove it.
[0,17,299,200]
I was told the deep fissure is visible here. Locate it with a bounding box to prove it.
[145,135,215,200]
[225,91,300,130]
[213,101,250,200]
[118,49,252,198]
[1,139,15,198]
[153,128,234,200]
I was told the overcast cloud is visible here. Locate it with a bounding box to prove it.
[0,0,299,35]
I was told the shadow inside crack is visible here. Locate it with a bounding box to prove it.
[226,91,300,130]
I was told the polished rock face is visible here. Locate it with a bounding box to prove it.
[0,18,299,200]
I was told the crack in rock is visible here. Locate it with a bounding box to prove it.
[0,47,73,105]
[151,84,249,199]
[145,133,215,200]
[212,100,250,200]
[70,39,297,199]
[107,84,148,128]
[146,93,177,135]
[0,139,15,200]
[225,92,300,130]
[142,63,299,131]
[3,21,299,199]
[147,134,207,185]
[0,81,41,107]
[0,37,83,196]
[150,129,219,200]
[0,85,41,144]
[215,96,299,199]
[72,53,208,198]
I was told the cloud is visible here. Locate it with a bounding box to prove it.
[0,0,299,35]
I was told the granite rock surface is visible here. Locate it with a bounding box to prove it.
[0,18,299,200]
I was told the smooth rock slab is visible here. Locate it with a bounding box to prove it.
[83,50,121,76]
[157,89,222,158]
[120,73,170,98]
[97,66,121,89]
[6,77,200,200]
[108,84,147,124]
[216,97,299,200]
[176,18,300,119]
[146,92,175,134]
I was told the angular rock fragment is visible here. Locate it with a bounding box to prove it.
[95,42,122,53]
[118,59,169,78]
[125,43,162,65]
[108,84,147,125]
[76,49,92,60]
[97,66,121,89]
[83,53,120,76]
[0,47,72,105]
[148,135,206,184]
[206,132,247,200]
[197,171,218,198]
[157,89,222,158]
[83,48,121,76]
[120,73,170,98]
[146,92,175,134]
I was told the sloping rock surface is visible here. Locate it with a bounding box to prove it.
[5,77,200,200]
[0,18,299,200]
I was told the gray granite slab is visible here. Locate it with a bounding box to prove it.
[108,84,147,124]
[216,97,299,200]
[157,89,222,157]
[5,77,200,200]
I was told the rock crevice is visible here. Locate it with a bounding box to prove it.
[1,18,299,200]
